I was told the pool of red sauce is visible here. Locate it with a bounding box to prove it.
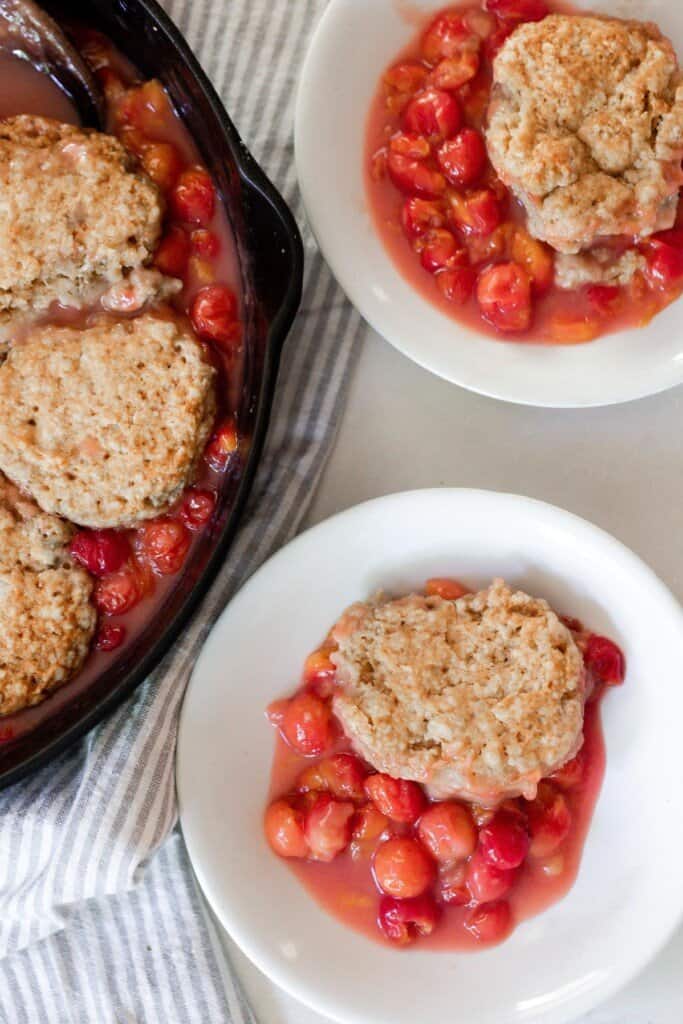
[0,38,244,742]
[365,0,683,344]
[267,622,607,951]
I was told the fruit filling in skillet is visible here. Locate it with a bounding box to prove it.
[0,26,245,733]
[366,1,683,343]
[265,578,625,950]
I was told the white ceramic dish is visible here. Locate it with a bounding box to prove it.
[177,488,683,1024]
[294,0,683,408]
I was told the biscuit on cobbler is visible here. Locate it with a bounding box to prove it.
[0,115,163,323]
[486,15,683,254]
[0,315,216,529]
[331,579,585,805]
[0,476,95,716]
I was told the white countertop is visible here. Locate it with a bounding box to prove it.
[219,323,683,1023]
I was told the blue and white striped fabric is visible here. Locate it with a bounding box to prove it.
[0,1,363,1019]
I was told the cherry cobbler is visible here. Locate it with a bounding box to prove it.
[265,577,625,949]
[366,1,683,343]
[0,28,245,727]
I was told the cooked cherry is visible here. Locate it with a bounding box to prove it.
[70,529,130,577]
[364,774,426,823]
[438,861,470,905]
[437,130,487,187]
[297,753,367,802]
[373,837,436,899]
[424,577,469,599]
[265,799,309,859]
[436,266,476,304]
[141,142,183,192]
[191,284,241,349]
[383,62,428,114]
[421,12,477,64]
[205,417,239,471]
[429,52,480,90]
[403,89,461,140]
[389,132,431,160]
[419,228,461,273]
[586,284,621,316]
[464,900,512,943]
[95,623,126,652]
[418,802,477,863]
[154,225,190,278]
[476,261,532,332]
[479,811,530,869]
[584,635,625,686]
[387,153,446,198]
[281,691,334,756]
[170,166,216,225]
[303,648,337,696]
[352,803,391,845]
[304,793,355,861]
[401,197,446,240]
[467,846,515,903]
[527,783,572,858]
[180,488,216,531]
[191,229,221,259]
[94,565,146,616]
[378,894,439,945]
[486,0,549,23]
[448,189,501,237]
[138,519,191,576]
[510,227,554,295]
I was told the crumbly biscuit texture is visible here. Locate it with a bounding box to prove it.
[486,15,683,253]
[0,115,163,319]
[331,579,585,804]
[0,478,95,716]
[0,567,95,716]
[555,248,646,289]
[0,315,216,528]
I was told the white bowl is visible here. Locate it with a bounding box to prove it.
[294,0,683,407]
[177,488,683,1024]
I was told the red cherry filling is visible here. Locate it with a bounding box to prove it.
[467,846,516,903]
[281,692,334,756]
[298,753,367,802]
[401,197,446,240]
[265,799,309,859]
[191,229,221,259]
[437,130,487,188]
[70,529,130,577]
[424,577,469,599]
[95,623,126,652]
[584,635,625,686]
[180,489,216,531]
[373,836,436,898]
[485,0,549,23]
[403,89,462,140]
[418,802,477,863]
[527,783,572,858]
[170,166,216,225]
[205,417,239,472]
[141,141,183,192]
[464,900,512,943]
[387,153,446,198]
[421,12,477,64]
[304,793,355,861]
[154,225,190,278]
[378,894,439,945]
[364,774,426,823]
[436,266,477,304]
[478,810,530,870]
[190,284,241,349]
[138,519,191,576]
[94,564,146,616]
[476,261,532,332]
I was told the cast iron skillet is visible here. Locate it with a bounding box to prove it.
[0,0,304,789]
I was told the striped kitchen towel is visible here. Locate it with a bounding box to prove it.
[0,1,363,1020]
